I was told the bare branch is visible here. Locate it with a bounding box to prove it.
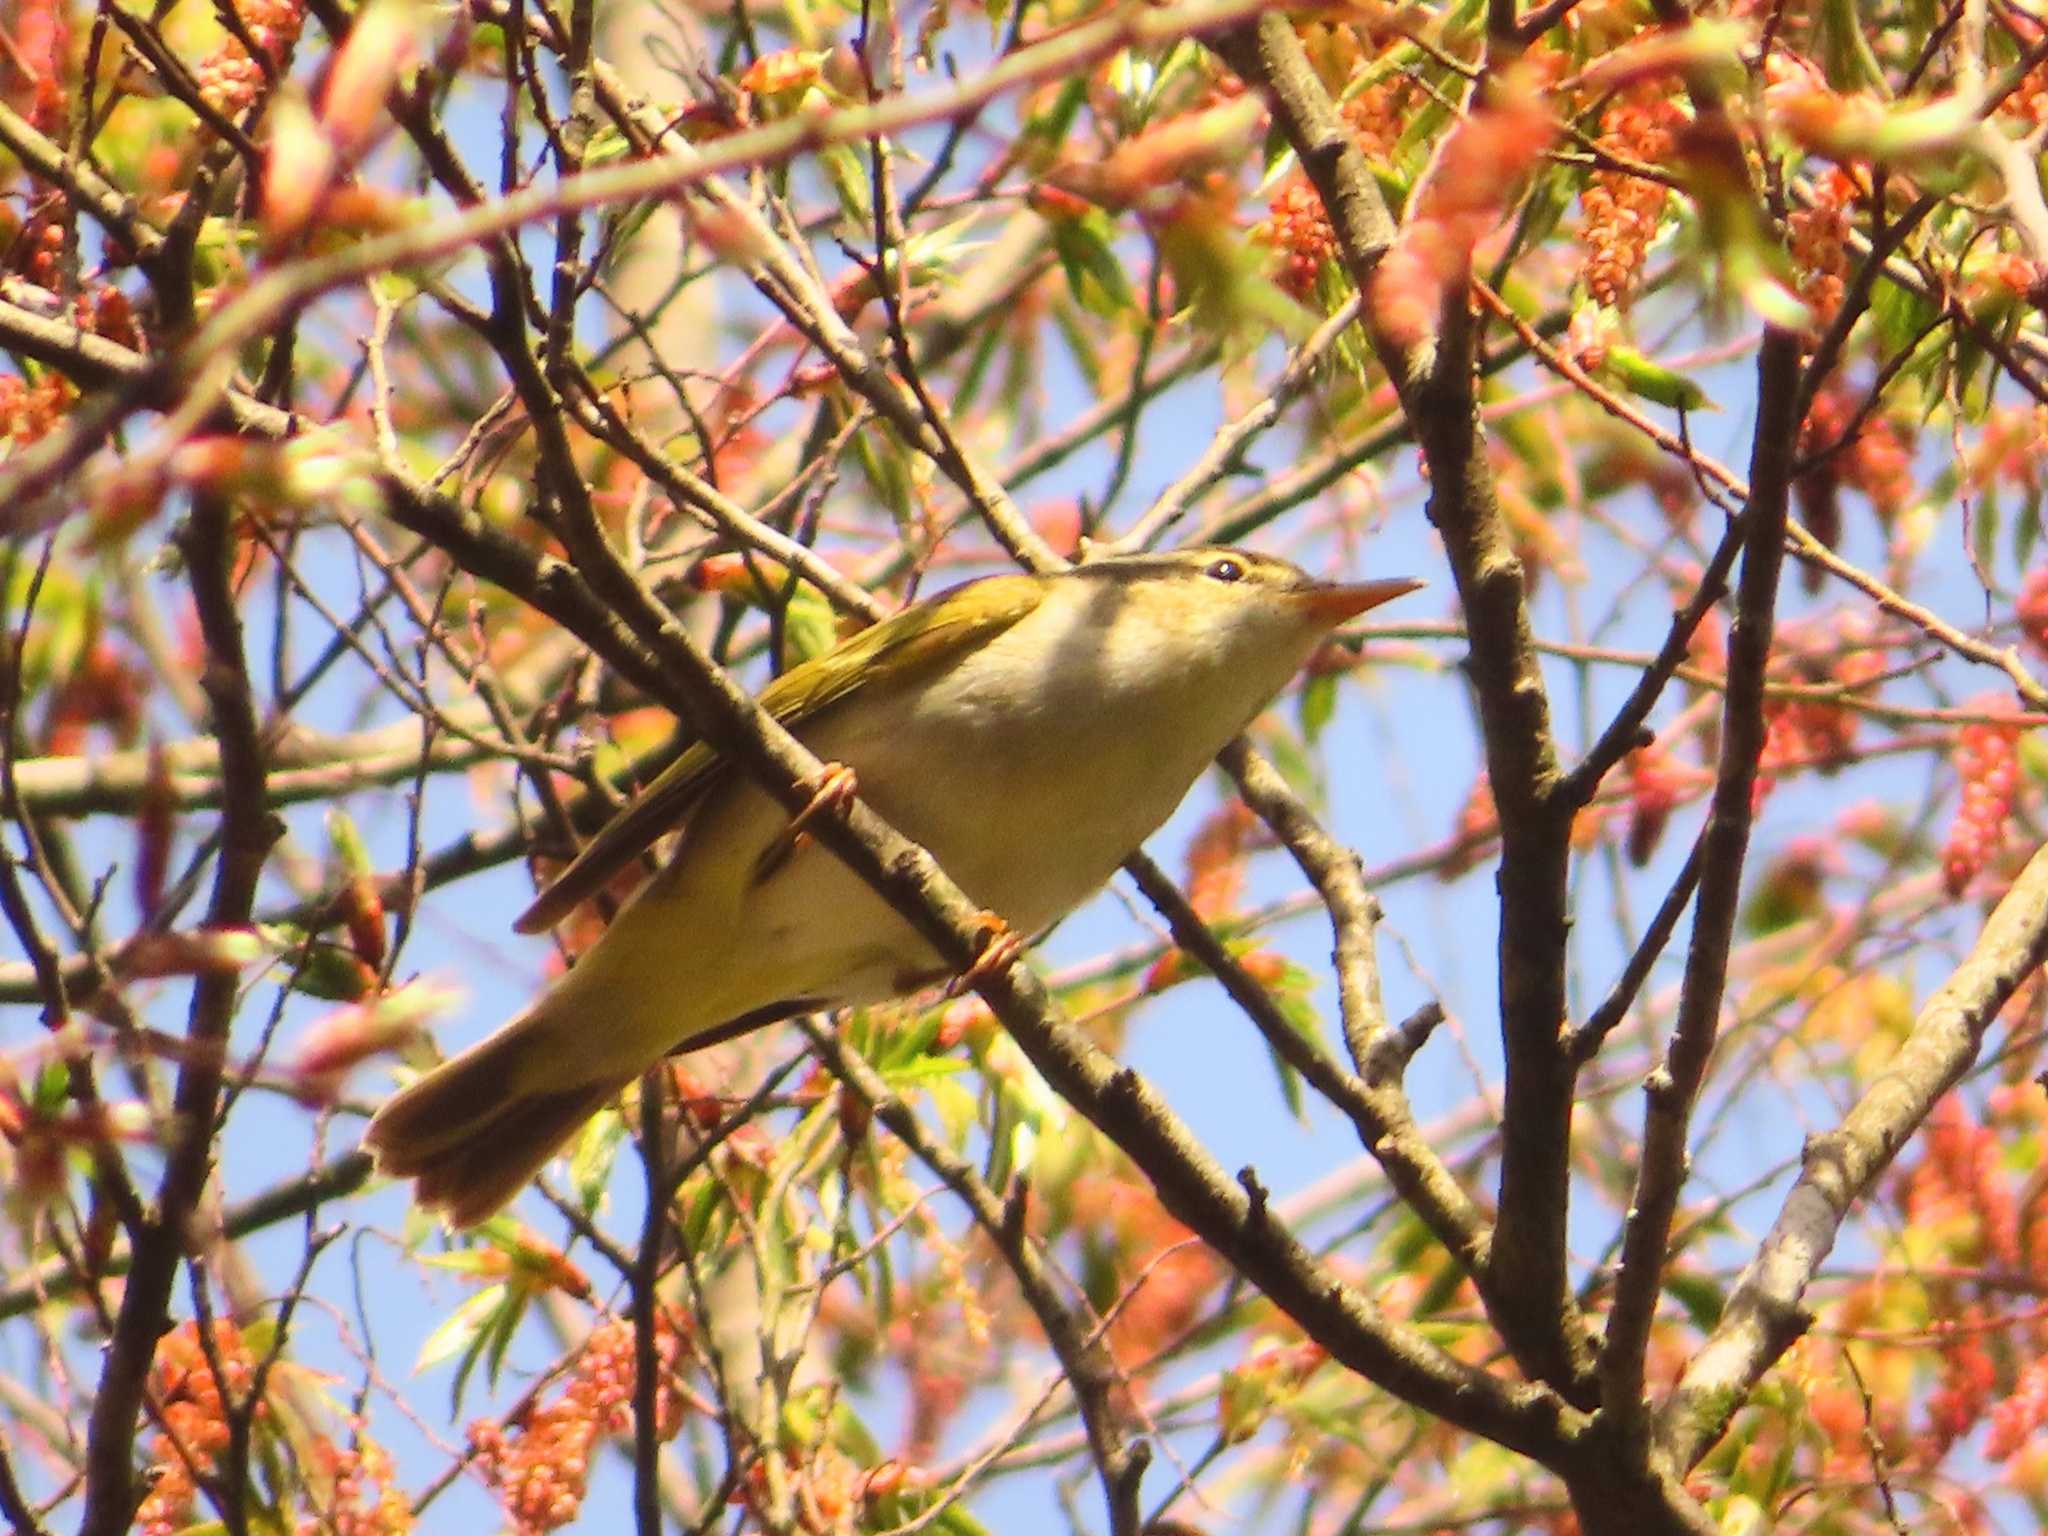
[803,1020,1150,1536]
[1600,327,1803,1439]
[79,489,280,1536]
[1660,842,2048,1468]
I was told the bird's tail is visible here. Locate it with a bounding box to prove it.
[364,1005,629,1228]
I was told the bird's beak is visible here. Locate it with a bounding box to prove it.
[1297,576,1425,624]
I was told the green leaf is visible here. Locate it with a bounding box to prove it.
[414,1282,507,1371]
[1733,265,1811,332]
[3,561,98,698]
[852,423,915,528]
[1008,1116,1041,1181]
[1051,299,1108,391]
[1600,345,1716,412]
[30,1058,69,1114]
[779,586,839,667]
[421,1264,534,1412]
[1262,1036,1306,1121]
[1380,1202,1438,1273]
[1946,327,1985,414]
[827,1397,884,1462]
[398,1202,439,1251]
[1411,1240,1467,1318]
[1298,671,1338,744]
[1665,1269,1727,1331]
[1050,208,1135,317]
[1024,75,1087,155]
[1718,1495,1768,1536]
[482,1284,524,1384]
[931,1505,995,1536]
[925,1074,978,1146]
[258,927,376,1001]
[680,1177,726,1252]
[1370,162,1410,218]
[2017,731,2048,791]
[1741,861,1825,936]
[570,1106,626,1213]
[1496,161,1574,272]
[1271,972,1327,1125]
[952,319,1002,417]
[1393,89,1451,163]
[983,1074,1023,1190]
[1258,121,1294,190]
[1160,206,1311,344]
[417,1249,511,1278]
[1105,47,1143,116]
[1439,0,1489,42]
[582,124,633,168]
[868,1218,897,1328]
[1870,278,1939,356]
[880,1006,942,1066]
[881,1054,969,1086]
[2016,484,2043,571]
[1817,0,1888,92]
[817,138,872,225]
[1973,489,2001,580]
[1248,721,1322,807]
[238,1316,279,1362]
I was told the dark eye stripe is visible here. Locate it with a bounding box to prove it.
[1205,558,1245,583]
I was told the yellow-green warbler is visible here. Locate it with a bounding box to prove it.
[366,546,1420,1224]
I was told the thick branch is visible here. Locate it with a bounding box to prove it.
[1214,11,1586,1401]
[0,100,164,266]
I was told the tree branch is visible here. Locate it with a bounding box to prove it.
[79,490,281,1536]
[803,1020,1151,1536]
[1659,841,2048,1469]
[7,703,507,819]
[1213,9,1588,1402]
[0,0,1282,522]
[1597,326,1803,1441]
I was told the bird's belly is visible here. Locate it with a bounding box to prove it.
[687,700,1212,1017]
[889,771,1170,933]
[817,705,1202,934]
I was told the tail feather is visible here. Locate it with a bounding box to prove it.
[408,1077,624,1227]
[364,1013,627,1227]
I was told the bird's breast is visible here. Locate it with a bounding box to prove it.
[802,662,1222,935]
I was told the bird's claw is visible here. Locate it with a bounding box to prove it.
[752,763,860,885]
[948,911,1023,996]
[793,763,860,832]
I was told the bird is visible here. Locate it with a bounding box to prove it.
[364,545,1421,1224]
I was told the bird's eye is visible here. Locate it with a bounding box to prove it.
[1204,557,1245,584]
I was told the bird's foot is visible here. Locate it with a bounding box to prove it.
[947,911,1023,997]
[795,762,861,826]
[752,763,860,885]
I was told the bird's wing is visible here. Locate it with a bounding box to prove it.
[512,572,1043,935]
